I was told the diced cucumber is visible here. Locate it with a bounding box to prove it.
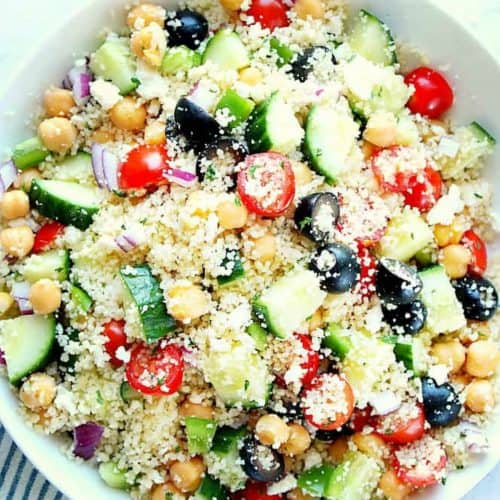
[202,29,250,71]
[193,475,227,500]
[347,10,397,66]
[253,268,326,339]
[70,284,93,313]
[269,37,295,67]
[418,266,466,335]
[245,91,304,154]
[30,179,101,230]
[21,249,70,283]
[377,209,434,261]
[324,452,381,500]
[215,90,255,129]
[12,137,49,170]
[0,315,56,385]
[394,111,419,147]
[303,104,359,183]
[120,264,176,342]
[119,381,142,402]
[216,248,245,286]
[90,38,138,95]
[52,152,95,185]
[414,245,438,268]
[297,464,335,498]
[161,46,201,75]
[211,426,247,454]
[246,322,268,351]
[205,342,270,408]
[394,337,428,376]
[185,417,217,454]
[323,323,352,360]
[98,461,129,490]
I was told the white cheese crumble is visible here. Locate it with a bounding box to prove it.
[90,80,122,110]
[427,184,465,225]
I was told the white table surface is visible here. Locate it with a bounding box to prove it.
[0,0,499,498]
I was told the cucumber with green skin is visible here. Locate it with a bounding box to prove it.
[193,475,227,500]
[21,249,70,283]
[297,464,336,498]
[98,462,129,490]
[120,264,176,342]
[185,417,217,454]
[161,46,201,75]
[70,284,93,313]
[202,29,250,71]
[119,381,142,402]
[216,248,245,286]
[394,337,428,376]
[246,322,268,351]
[30,179,101,230]
[323,323,352,360]
[12,137,49,170]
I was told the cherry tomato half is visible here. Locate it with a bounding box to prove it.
[103,320,128,368]
[392,437,447,488]
[119,144,170,190]
[356,244,378,300]
[303,373,355,431]
[237,152,295,217]
[246,0,290,31]
[350,406,374,433]
[461,229,487,276]
[405,67,454,119]
[296,334,320,389]
[233,481,283,500]
[400,166,443,213]
[125,341,184,396]
[32,222,65,254]
[374,403,425,444]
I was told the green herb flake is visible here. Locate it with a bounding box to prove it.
[299,217,312,230]
[244,380,250,391]
[234,196,242,207]
[474,192,483,199]
[205,164,217,181]
[96,390,104,404]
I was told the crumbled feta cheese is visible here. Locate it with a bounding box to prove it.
[427,185,464,225]
[428,364,450,385]
[90,80,122,110]
[267,474,297,495]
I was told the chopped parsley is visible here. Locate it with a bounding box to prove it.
[299,217,312,230]
[96,390,104,405]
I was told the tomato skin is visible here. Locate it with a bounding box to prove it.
[405,67,454,119]
[237,152,295,218]
[103,320,128,368]
[350,406,374,433]
[32,222,65,253]
[232,482,283,500]
[246,0,290,31]
[296,334,320,389]
[126,342,184,396]
[374,404,426,445]
[119,145,170,190]
[461,230,487,275]
[400,166,443,213]
[356,244,378,300]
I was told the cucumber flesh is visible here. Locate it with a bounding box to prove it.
[98,462,129,490]
[70,284,93,313]
[12,137,48,170]
[193,475,227,500]
[394,337,428,376]
[0,315,56,385]
[21,249,70,283]
[215,90,255,129]
[52,152,95,185]
[119,381,142,402]
[246,322,268,351]
[185,416,217,454]
[161,45,201,75]
[297,464,335,498]
[202,29,250,71]
[323,323,352,360]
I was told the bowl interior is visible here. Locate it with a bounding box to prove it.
[0,1,499,498]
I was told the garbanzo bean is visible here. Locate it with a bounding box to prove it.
[130,24,166,68]
[127,3,165,30]
[179,401,214,420]
[0,190,30,220]
[216,198,248,230]
[252,234,276,262]
[150,481,184,500]
[431,340,466,374]
[308,309,323,332]
[109,97,147,131]
[19,373,57,410]
[465,340,498,378]
[0,225,34,258]
[219,0,243,11]
[439,244,471,279]
[43,88,76,117]
[465,379,495,413]
[29,279,62,315]
[38,117,77,154]
[378,469,412,500]
[144,120,166,145]
[434,222,465,247]
[352,432,389,461]
[294,0,325,20]
[170,457,205,493]
[255,414,290,447]
[328,436,349,463]
[364,111,398,148]
[0,292,14,316]
[91,128,114,144]
[168,283,210,322]
[280,423,311,456]
[239,67,263,86]
[14,168,41,191]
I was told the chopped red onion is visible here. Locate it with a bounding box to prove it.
[315,88,325,96]
[65,64,93,105]
[457,422,489,454]
[11,282,33,315]
[91,143,119,191]
[369,392,401,416]
[73,422,104,460]
[180,346,198,367]
[0,349,5,366]
[115,229,144,252]
[164,168,197,188]
[0,160,19,195]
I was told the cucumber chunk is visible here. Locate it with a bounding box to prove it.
[12,137,49,170]
[120,264,176,342]
[297,464,335,498]
[303,103,359,183]
[70,284,93,313]
[216,248,245,286]
[185,417,217,454]
[202,29,250,71]
[347,10,397,66]
[246,322,268,351]
[253,268,326,339]
[419,266,466,335]
[21,249,70,283]
[98,461,129,490]
[119,381,142,402]
[30,179,101,230]
[193,475,227,500]
[52,152,95,185]
[0,315,56,385]
[269,37,295,67]
[245,91,304,154]
[394,337,428,376]
[323,323,352,360]
[161,45,201,75]
[215,90,255,129]
[90,38,138,95]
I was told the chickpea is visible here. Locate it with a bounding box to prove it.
[308,309,323,332]
[294,0,325,20]
[450,373,472,387]
[168,283,210,322]
[328,436,348,463]
[280,423,311,456]
[150,481,184,500]
[362,141,377,161]
[127,3,165,30]
[465,379,495,413]
[352,432,389,461]
[0,292,14,316]
[91,128,114,144]
[216,198,248,230]
[14,168,41,192]
[0,190,30,220]
[170,457,205,493]
[38,117,77,154]
[288,488,314,500]
[439,244,471,279]
[19,373,57,410]
[219,0,243,11]
[0,225,34,258]
[43,88,76,118]
[431,340,466,374]
[465,341,498,378]
[145,120,166,145]
[256,414,290,448]
[239,67,263,86]
[187,190,215,217]
[378,469,412,500]
[252,234,276,262]
[29,279,62,315]
[363,111,398,148]
[109,97,147,131]
[130,24,166,68]
[433,223,465,247]
[180,401,214,420]
[292,162,313,187]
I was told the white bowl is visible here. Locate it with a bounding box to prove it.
[0,1,499,499]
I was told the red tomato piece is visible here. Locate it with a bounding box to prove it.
[125,341,184,396]
[232,482,283,500]
[303,373,355,431]
[392,436,447,488]
[461,229,487,275]
[296,334,320,389]
[103,320,128,368]
[237,152,295,217]
[245,0,290,31]
[374,403,425,444]
[356,244,378,300]
[405,67,454,119]
[119,144,170,190]
[32,222,65,253]
[400,166,443,213]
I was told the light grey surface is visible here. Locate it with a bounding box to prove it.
[0,0,498,498]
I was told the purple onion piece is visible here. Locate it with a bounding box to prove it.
[64,64,93,105]
[91,143,107,189]
[11,282,33,315]
[0,160,19,195]
[115,234,136,253]
[0,349,6,366]
[164,168,197,188]
[102,149,120,192]
[73,422,104,460]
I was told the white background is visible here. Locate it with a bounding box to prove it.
[0,0,498,498]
